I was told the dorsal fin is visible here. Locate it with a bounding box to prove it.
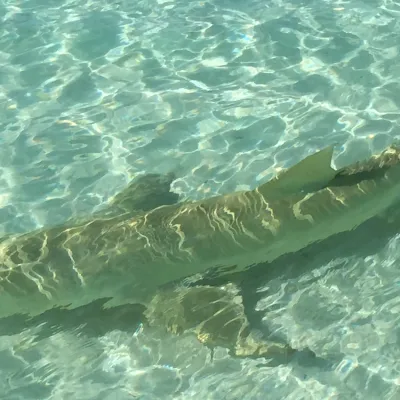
[258,145,337,199]
[328,144,400,187]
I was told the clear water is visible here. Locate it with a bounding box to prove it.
[1,0,400,398]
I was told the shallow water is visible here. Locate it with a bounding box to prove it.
[1,0,400,398]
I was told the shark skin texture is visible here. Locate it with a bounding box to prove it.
[1,144,400,360]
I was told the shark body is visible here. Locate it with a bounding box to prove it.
[1,144,400,321]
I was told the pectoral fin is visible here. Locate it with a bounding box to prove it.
[145,284,294,361]
[259,146,337,199]
[101,172,179,216]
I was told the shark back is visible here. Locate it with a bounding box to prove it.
[1,145,400,318]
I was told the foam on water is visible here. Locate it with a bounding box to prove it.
[2,0,400,398]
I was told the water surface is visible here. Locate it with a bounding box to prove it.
[1,0,400,398]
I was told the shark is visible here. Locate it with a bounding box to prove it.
[1,143,400,359]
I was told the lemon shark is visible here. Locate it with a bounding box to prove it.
[1,144,400,358]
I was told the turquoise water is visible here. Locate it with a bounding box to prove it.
[1,0,400,398]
